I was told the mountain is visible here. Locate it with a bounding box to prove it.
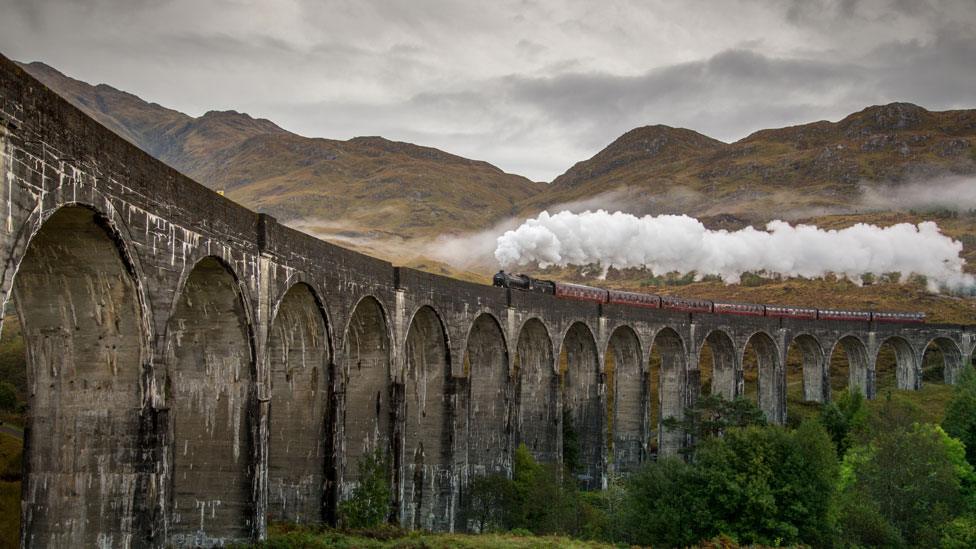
[530,103,976,225]
[20,62,544,243]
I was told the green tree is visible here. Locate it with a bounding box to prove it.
[664,394,766,458]
[841,420,968,547]
[941,515,976,549]
[820,388,867,457]
[618,458,709,547]
[338,448,391,529]
[693,422,838,546]
[943,367,976,468]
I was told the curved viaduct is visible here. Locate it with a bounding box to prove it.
[1,56,974,547]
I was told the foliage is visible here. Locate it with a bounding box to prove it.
[0,382,16,412]
[840,398,971,547]
[561,408,581,476]
[338,448,391,529]
[820,389,867,457]
[464,474,514,533]
[941,515,976,549]
[616,458,706,547]
[692,421,838,546]
[943,367,976,468]
[664,394,767,457]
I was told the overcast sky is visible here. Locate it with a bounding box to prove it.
[1,0,975,181]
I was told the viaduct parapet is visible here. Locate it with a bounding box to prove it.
[0,55,973,547]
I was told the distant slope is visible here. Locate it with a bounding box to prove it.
[530,103,976,226]
[21,61,545,240]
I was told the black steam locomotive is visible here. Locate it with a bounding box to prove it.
[492,271,925,323]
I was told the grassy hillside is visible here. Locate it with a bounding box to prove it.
[20,62,544,240]
[19,61,976,322]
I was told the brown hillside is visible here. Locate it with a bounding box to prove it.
[20,61,545,240]
[531,103,976,224]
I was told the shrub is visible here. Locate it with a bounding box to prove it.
[0,382,15,412]
[943,367,976,468]
[338,448,391,529]
[820,389,867,457]
[941,515,976,549]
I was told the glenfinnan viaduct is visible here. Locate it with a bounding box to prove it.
[1,54,974,548]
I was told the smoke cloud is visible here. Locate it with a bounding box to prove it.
[494,210,975,292]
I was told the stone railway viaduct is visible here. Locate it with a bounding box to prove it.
[0,55,974,547]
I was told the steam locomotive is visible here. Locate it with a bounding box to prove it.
[492,271,925,323]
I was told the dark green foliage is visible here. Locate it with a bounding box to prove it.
[941,515,976,549]
[820,389,867,456]
[692,421,838,546]
[840,397,972,547]
[561,408,581,476]
[617,458,706,547]
[338,449,391,529]
[0,382,15,412]
[464,474,513,533]
[508,445,578,535]
[617,421,837,547]
[837,490,907,548]
[943,367,976,468]
[664,394,766,457]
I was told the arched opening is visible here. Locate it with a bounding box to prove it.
[741,332,781,423]
[267,283,330,525]
[787,335,826,403]
[340,296,391,498]
[649,328,686,457]
[166,256,255,542]
[829,336,869,398]
[875,336,918,394]
[922,337,963,385]
[464,313,510,477]
[402,306,453,531]
[701,330,736,400]
[559,322,603,488]
[606,326,643,474]
[515,318,557,463]
[11,206,147,546]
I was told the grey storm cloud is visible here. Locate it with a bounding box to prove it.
[0,0,974,181]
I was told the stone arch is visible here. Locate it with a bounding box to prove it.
[875,335,919,393]
[464,313,510,477]
[267,282,331,525]
[649,327,686,457]
[787,334,827,403]
[741,331,781,423]
[606,325,644,474]
[515,318,558,463]
[401,305,454,531]
[700,330,736,400]
[12,205,149,547]
[165,255,256,543]
[559,321,603,488]
[828,335,870,397]
[922,337,964,384]
[340,295,392,497]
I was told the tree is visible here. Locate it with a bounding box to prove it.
[841,420,969,547]
[338,448,391,529]
[664,394,766,458]
[819,388,867,456]
[692,422,838,546]
[618,458,709,547]
[943,367,976,468]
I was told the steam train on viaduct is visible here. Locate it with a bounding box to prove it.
[493,271,926,323]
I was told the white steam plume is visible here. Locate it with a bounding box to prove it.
[494,210,975,292]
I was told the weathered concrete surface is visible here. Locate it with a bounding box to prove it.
[0,53,974,547]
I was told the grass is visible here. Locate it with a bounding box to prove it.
[246,524,615,549]
[0,432,21,547]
